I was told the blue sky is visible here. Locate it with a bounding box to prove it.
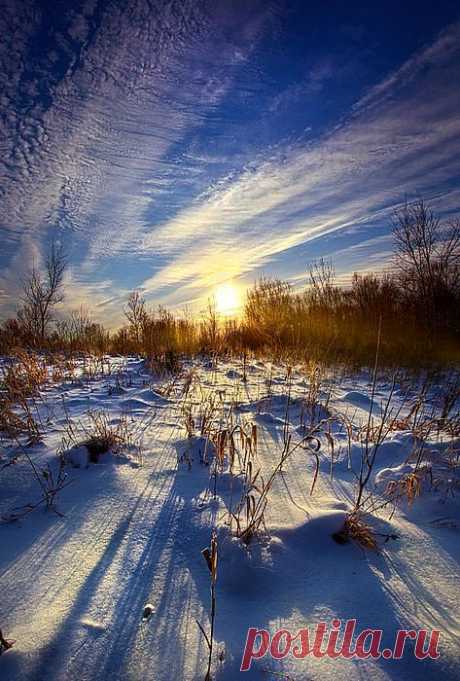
[1,0,460,325]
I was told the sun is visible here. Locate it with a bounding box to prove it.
[215,283,241,315]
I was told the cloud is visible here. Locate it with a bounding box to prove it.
[1,8,459,326]
[0,0,273,251]
[0,236,44,317]
[0,0,277,323]
[138,21,460,307]
[57,269,126,328]
[352,21,460,115]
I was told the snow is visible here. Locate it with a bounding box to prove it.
[0,355,459,680]
[68,445,90,469]
[375,462,413,483]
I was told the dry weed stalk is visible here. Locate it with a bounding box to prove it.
[230,457,267,543]
[300,360,329,427]
[231,426,322,544]
[1,350,48,399]
[353,322,409,511]
[197,530,218,681]
[333,513,378,549]
[0,351,48,443]
[1,441,71,522]
[0,397,41,443]
[209,420,257,496]
[385,469,429,506]
[62,408,142,464]
[282,365,293,446]
[439,372,460,422]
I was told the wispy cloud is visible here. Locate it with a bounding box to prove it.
[1,6,459,325]
[139,21,460,307]
[0,0,272,242]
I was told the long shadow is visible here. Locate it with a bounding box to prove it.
[29,513,134,681]
[24,444,214,681]
[94,457,216,680]
[94,448,439,681]
[0,459,134,617]
[213,524,457,681]
[105,435,457,681]
[26,459,172,681]
[21,436,458,681]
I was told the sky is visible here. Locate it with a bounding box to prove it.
[1,0,460,326]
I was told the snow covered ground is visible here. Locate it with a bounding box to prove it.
[0,356,459,681]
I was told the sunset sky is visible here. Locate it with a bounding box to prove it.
[1,0,460,325]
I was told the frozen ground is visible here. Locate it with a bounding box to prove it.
[0,356,459,680]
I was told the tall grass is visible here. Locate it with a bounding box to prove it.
[2,271,457,369]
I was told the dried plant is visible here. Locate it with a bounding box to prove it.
[0,351,47,443]
[230,457,267,544]
[197,530,218,681]
[332,513,378,550]
[231,427,322,544]
[0,397,41,443]
[439,372,460,422]
[353,323,407,511]
[1,444,71,523]
[1,350,47,400]
[384,469,430,506]
[61,409,142,464]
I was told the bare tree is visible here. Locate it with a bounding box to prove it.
[200,297,220,354]
[19,243,67,345]
[56,307,93,351]
[124,291,147,345]
[392,200,460,331]
[307,258,341,310]
[350,272,399,322]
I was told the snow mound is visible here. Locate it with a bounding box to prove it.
[120,397,154,411]
[136,388,168,403]
[375,462,415,486]
[67,445,90,468]
[217,506,350,597]
[342,390,380,412]
[275,507,349,547]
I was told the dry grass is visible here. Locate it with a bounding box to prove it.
[146,350,182,377]
[0,400,40,443]
[385,470,428,506]
[1,443,71,523]
[0,351,47,443]
[197,529,218,681]
[176,365,333,545]
[62,409,142,464]
[332,513,378,550]
[1,350,48,399]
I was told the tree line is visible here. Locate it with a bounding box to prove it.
[1,200,459,367]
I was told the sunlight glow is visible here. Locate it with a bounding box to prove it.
[215,283,242,315]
